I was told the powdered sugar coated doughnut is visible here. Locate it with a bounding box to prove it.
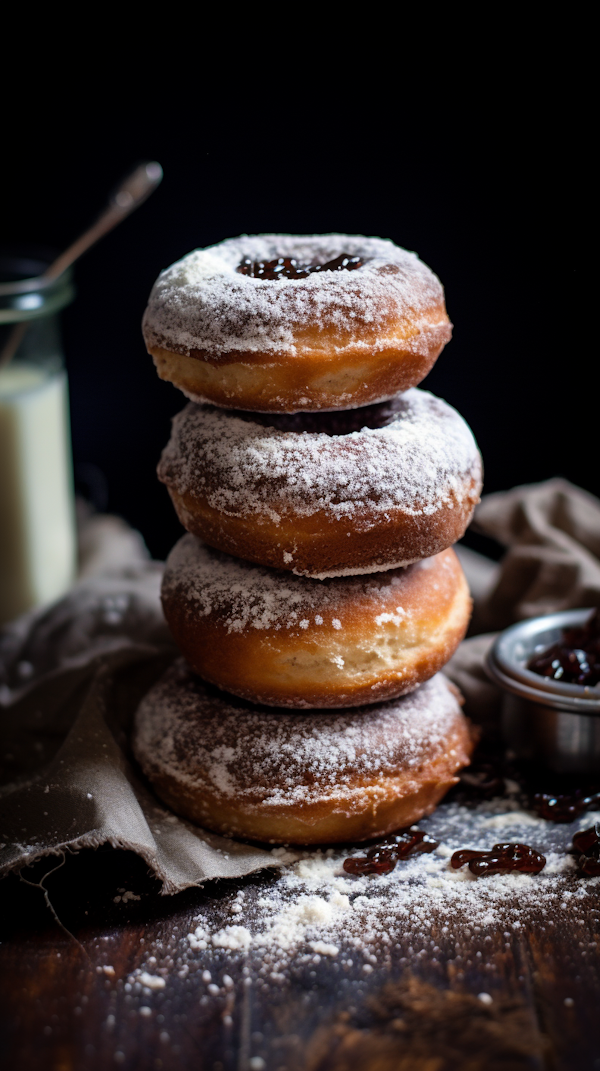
[132,663,473,844]
[158,388,483,578]
[160,537,471,708]
[143,234,452,412]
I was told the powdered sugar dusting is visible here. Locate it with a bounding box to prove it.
[133,665,463,806]
[142,235,446,357]
[158,388,482,529]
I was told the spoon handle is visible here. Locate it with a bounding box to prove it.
[0,162,163,370]
[44,161,163,281]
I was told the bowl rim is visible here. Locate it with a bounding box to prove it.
[486,608,600,715]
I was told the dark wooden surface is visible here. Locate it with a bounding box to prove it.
[2,779,600,1071]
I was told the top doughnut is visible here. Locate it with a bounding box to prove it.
[142,234,452,412]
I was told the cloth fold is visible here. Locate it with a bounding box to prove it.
[1,480,599,893]
[0,512,278,891]
[471,478,600,630]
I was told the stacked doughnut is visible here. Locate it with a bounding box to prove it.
[134,235,483,845]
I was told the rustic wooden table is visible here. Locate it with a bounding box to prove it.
[2,766,600,1071]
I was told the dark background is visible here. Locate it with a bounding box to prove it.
[3,67,593,560]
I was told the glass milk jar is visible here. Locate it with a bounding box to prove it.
[0,252,77,626]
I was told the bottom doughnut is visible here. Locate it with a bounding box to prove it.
[132,663,474,844]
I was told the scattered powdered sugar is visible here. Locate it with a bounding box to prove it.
[309,941,340,957]
[206,925,253,951]
[189,891,351,959]
[137,972,166,990]
[208,844,581,976]
[125,794,599,1008]
[479,811,547,830]
[113,889,141,904]
[158,388,482,528]
[133,665,464,806]
[142,235,447,357]
[161,533,455,635]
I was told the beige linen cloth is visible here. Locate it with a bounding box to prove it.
[1,480,599,893]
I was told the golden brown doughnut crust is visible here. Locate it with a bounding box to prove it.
[161,538,472,709]
[142,235,452,412]
[132,664,474,844]
[148,335,447,414]
[158,389,483,578]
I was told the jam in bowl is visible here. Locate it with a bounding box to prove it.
[486,609,600,773]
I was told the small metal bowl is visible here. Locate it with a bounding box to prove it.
[486,609,600,773]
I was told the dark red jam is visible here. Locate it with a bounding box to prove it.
[573,823,600,875]
[237,253,363,280]
[450,842,546,877]
[531,789,600,823]
[527,609,600,686]
[343,829,439,877]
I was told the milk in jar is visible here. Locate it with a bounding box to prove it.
[0,254,76,625]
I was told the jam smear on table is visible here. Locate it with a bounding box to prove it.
[573,823,600,876]
[237,254,363,280]
[447,741,600,825]
[531,789,600,823]
[527,608,600,686]
[343,829,439,877]
[450,842,546,877]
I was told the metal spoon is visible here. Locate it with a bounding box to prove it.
[0,161,163,369]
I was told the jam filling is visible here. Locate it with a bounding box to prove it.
[343,829,439,877]
[527,608,600,686]
[572,823,600,875]
[450,842,546,877]
[237,253,362,280]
